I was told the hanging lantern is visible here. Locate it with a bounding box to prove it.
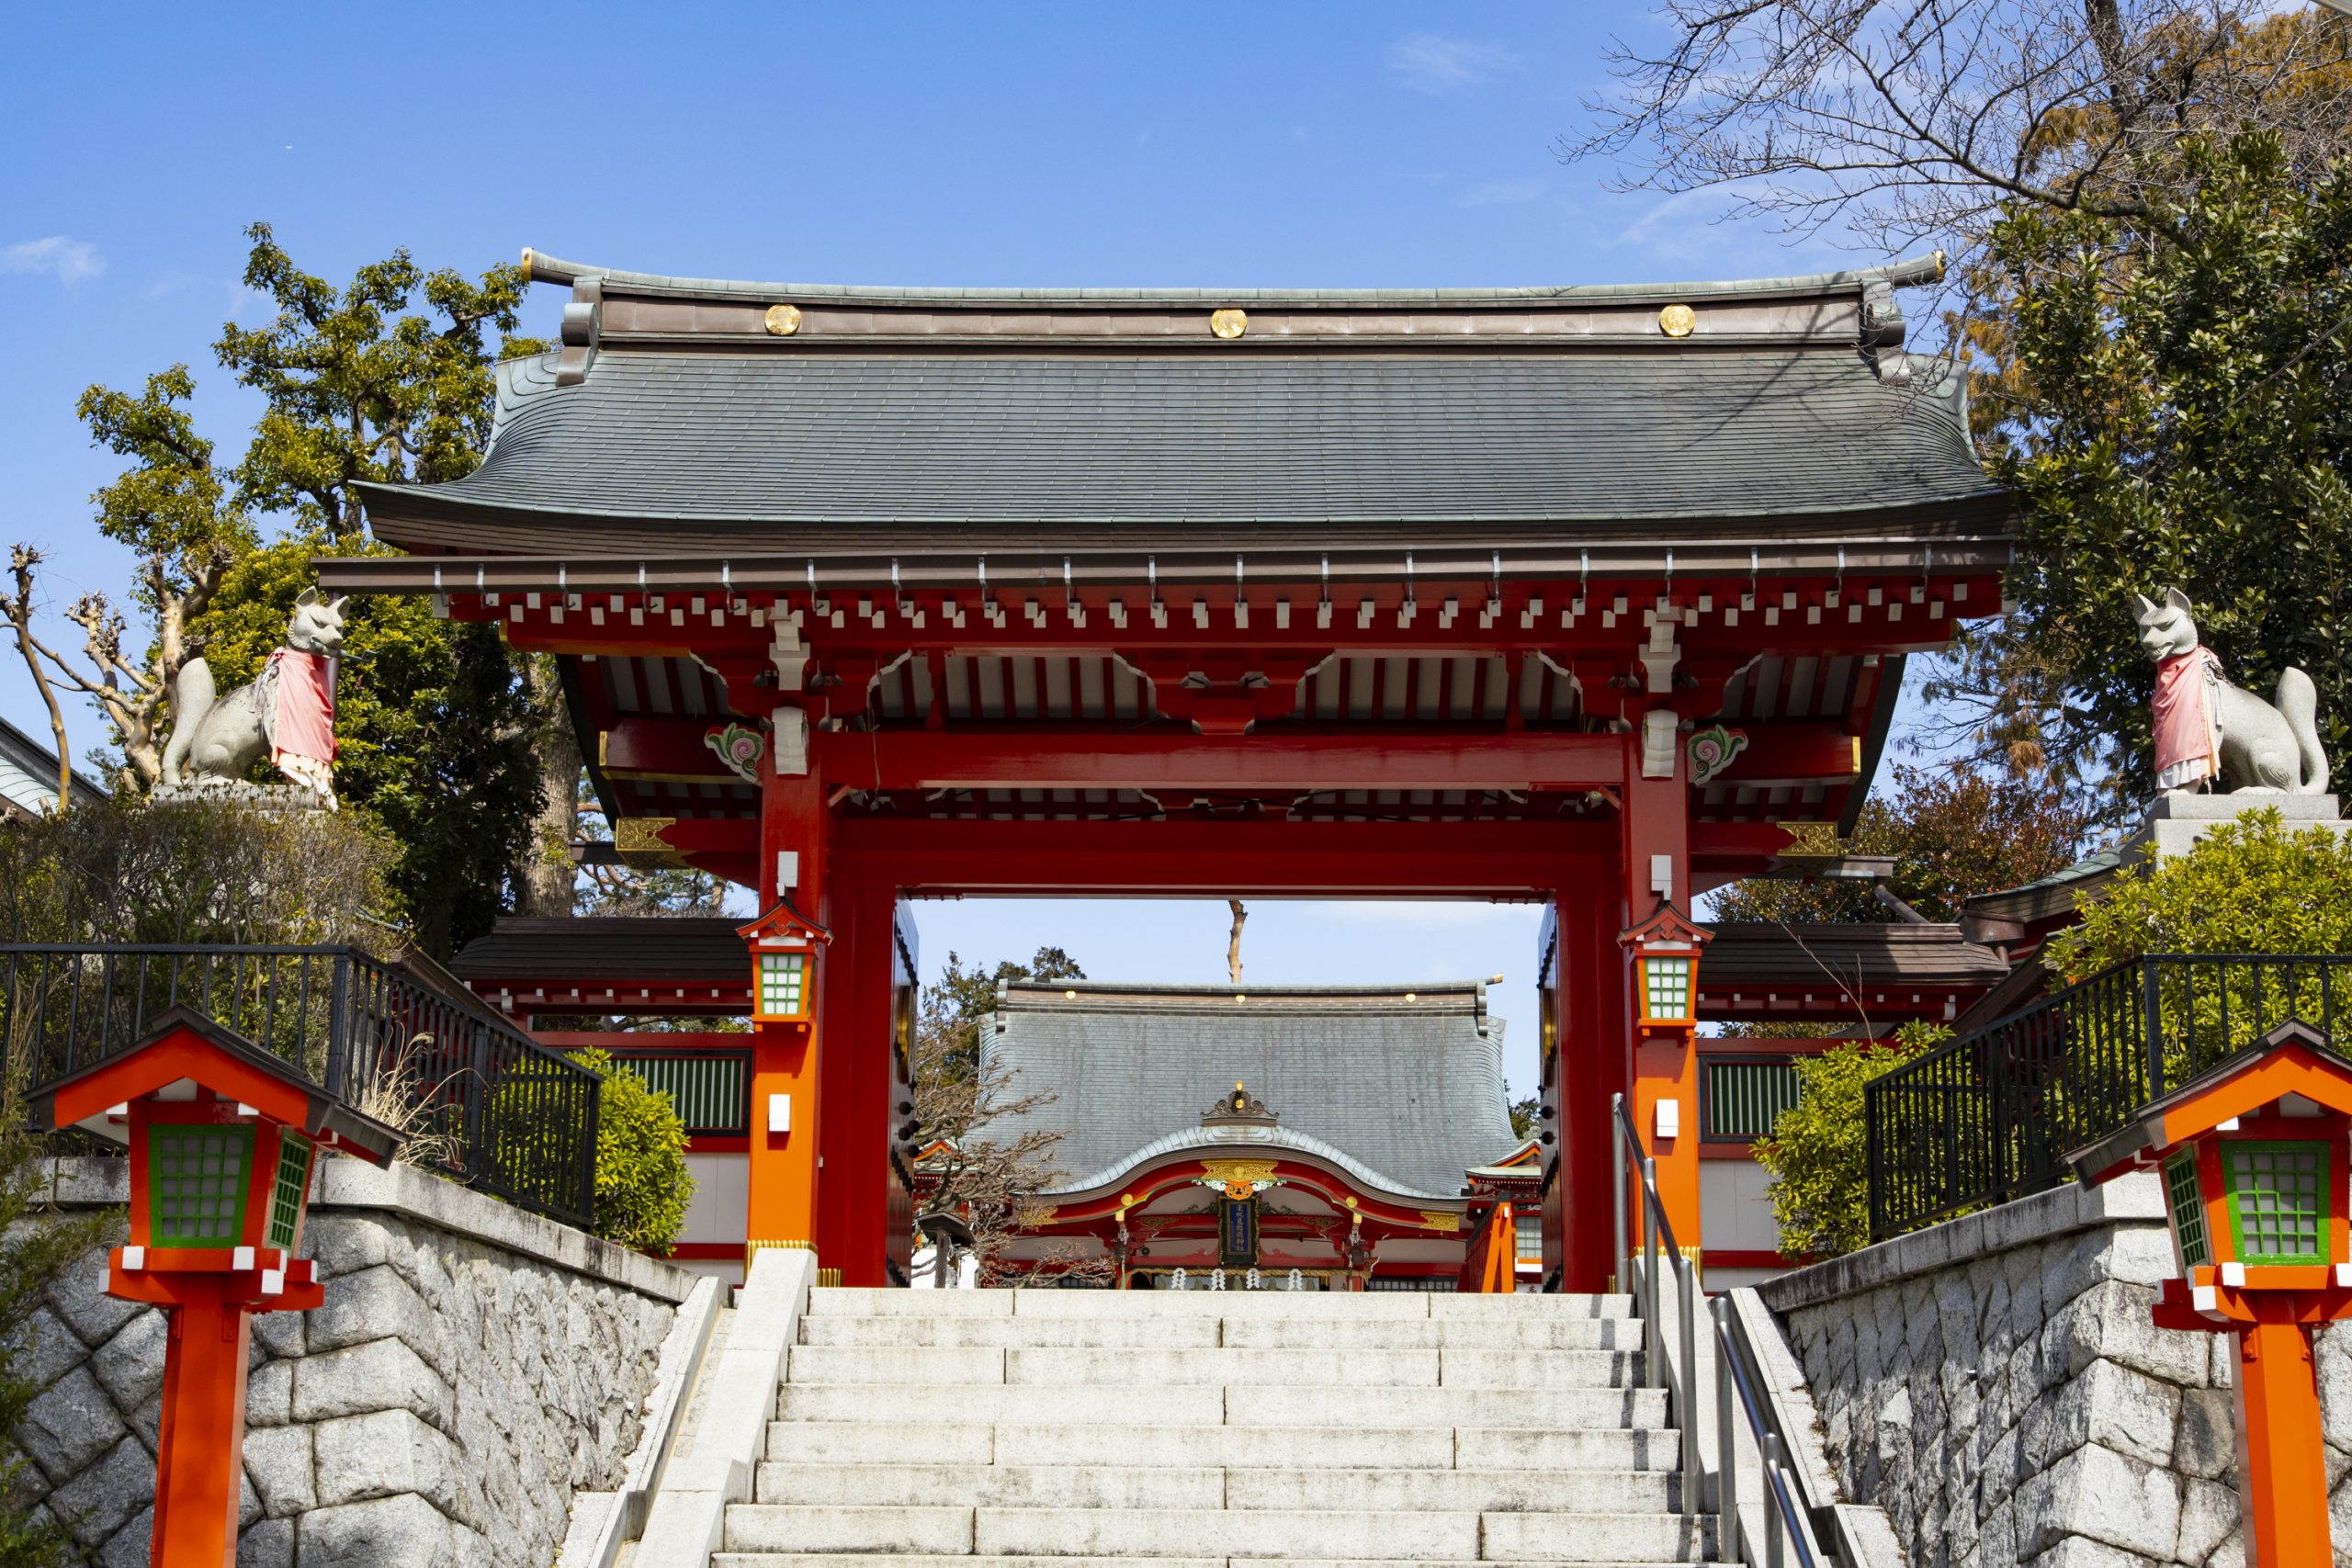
[1619,901,1712,1031]
[738,895,833,1023]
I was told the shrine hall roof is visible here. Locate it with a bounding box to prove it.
[979,980,1520,1202]
[346,249,2012,561]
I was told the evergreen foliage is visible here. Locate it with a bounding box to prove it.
[563,1049,694,1254]
[1752,1022,1949,1258]
[2046,808,2352,976]
[1928,135,2352,812]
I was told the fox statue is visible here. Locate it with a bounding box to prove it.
[159,590,345,807]
[2133,588,2328,796]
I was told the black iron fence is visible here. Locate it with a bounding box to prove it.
[1868,953,2352,1241]
[4,943,600,1228]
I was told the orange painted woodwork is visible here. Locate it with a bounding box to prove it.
[2070,1021,2352,1568]
[32,1012,395,1568]
[749,759,831,1256]
[1619,745,1702,1258]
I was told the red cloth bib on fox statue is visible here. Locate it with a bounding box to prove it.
[2152,645,2222,792]
[268,648,338,803]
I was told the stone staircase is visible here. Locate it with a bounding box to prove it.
[708,1285,1713,1566]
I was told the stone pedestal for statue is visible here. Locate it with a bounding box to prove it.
[150,781,334,815]
[2124,793,2346,866]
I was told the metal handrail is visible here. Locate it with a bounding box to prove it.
[1711,1295,1819,1568]
[2,942,600,1226]
[1611,1094,1698,1523]
[1613,1090,1822,1565]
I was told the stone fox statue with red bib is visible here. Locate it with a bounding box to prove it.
[160,590,345,807]
[2134,588,2328,796]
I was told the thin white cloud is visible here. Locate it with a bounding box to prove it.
[1461,179,1545,208]
[3,236,104,285]
[1387,33,1515,94]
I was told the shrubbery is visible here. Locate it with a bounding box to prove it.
[1752,1021,1948,1258]
[2045,807,2352,974]
[567,1049,694,1254]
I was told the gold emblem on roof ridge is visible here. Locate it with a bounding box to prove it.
[1209,308,1248,340]
[1658,303,1697,339]
[765,303,803,337]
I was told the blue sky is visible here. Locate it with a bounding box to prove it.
[0,2,1915,1100]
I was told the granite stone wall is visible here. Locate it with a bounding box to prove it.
[1760,1175,2352,1568]
[7,1158,695,1568]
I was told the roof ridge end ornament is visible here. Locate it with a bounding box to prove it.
[1861,275,1912,386]
[1203,1080,1279,1128]
[553,275,602,389]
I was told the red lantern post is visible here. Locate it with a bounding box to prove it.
[30,1008,401,1568]
[2068,1020,2352,1568]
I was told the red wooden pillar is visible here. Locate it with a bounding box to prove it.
[1619,724,1702,1262]
[2235,1305,2334,1567]
[748,738,829,1273]
[817,866,898,1287]
[1552,866,1624,1293]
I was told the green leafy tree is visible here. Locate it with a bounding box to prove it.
[562,1049,694,1254]
[5,224,561,953]
[1712,763,2088,925]
[1925,135,2352,814]
[1508,1095,1540,1140]
[921,947,1088,1092]
[1752,1022,1949,1258]
[2047,809,2352,976]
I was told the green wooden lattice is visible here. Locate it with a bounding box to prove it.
[148,1124,253,1247]
[2225,1141,2329,1267]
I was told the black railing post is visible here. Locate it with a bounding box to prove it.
[2142,959,2165,1100]
[323,953,352,1100]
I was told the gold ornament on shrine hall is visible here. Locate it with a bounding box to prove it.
[739,895,833,1023]
[1209,308,1248,340]
[764,303,803,336]
[1658,303,1697,338]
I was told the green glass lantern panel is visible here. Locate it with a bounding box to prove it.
[266,1132,312,1251]
[1645,956,1693,1021]
[759,951,808,1016]
[149,1124,254,1247]
[2164,1151,2210,1269]
[2225,1140,2330,1267]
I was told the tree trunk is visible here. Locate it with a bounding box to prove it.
[514,653,582,917]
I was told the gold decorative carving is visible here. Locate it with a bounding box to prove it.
[765,303,803,336]
[1209,308,1249,340]
[1658,303,1697,338]
[1016,1201,1058,1227]
[614,816,691,870]
[1419,1210,1463,1233]
[1199,1158,1281,1201]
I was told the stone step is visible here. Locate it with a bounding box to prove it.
[799,1315,1227,1349]
[1006,1348,1442,1387]
[786,1345,1010,1385]
[782,1343,1642,1388]
[777,1382,1227,1427]
[1217,1318,1640,1352]
[1220,1385,1666,1430]
[718,1559,1698,1568]
[805,1289,1016,1317]
[793,1314,1638,1352]
[1477,1513,1713,1563]
[1437,1350,1638,1390]
[764,1423,1679,1473]
[1232,1468,1677,1515]
[1003,1292,1634,1320]
[757,1462,1227,1510]
[775,1382,1666,1429]
[750,1462,1678,1516]
[715,1558,1222,1568]
[968,1506,1481,1561]
[720,1504,975,1555]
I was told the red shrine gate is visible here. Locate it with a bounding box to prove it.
[324,247,2012,1291]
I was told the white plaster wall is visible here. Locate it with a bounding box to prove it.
[680,1153,748,1247]
[1701,1155,1781,1253]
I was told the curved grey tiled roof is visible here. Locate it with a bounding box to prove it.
[413,347,1993,532]
[1038,1122,1458,1203]
[980,981,1521,1201]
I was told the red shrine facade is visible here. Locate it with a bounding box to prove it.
[327,247,2013,1291]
